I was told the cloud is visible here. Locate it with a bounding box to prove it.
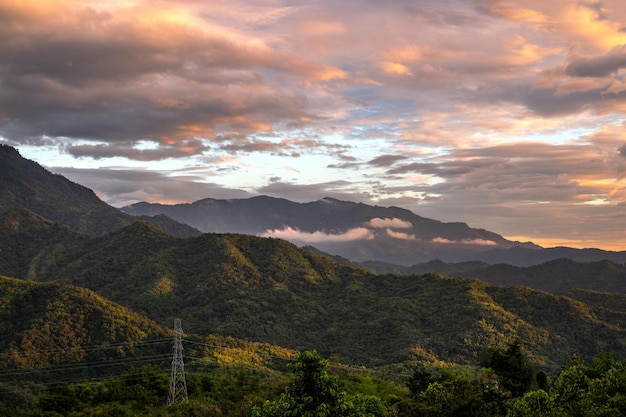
[386,229,416,240]
[367,154,410,167]
[50,166,252,207]
[565,47,626,77]
[255,181,370,203]
[0,0,348,159]
[4,0,626,251]
[482,1,548,24]
[367,217,413,229]
[432,238,497,246]
[378,134,626,249]
[260,226,374,242]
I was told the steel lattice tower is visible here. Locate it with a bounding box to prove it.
[167,318,188,406]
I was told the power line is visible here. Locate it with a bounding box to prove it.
[0,333,414,394]
[0,370,172,396]
[0,337,172,360]
[0,354,171,378]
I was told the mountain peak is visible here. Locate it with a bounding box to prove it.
[320,197,342,203]
[0,143,20,156]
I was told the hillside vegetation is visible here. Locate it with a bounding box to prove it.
[2,212,626,371]
[0,276,169,370]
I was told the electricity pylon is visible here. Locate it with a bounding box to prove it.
[167,318,188,406]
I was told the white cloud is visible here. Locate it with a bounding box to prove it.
[367,217,413,229]
[432,237,498,246]
[260,226,374,242]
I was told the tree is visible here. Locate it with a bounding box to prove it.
[252,350,385,417]
[506,389,552,417]
[481,339,535,398]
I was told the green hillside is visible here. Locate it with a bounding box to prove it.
[0,276,170,370]
[2,201,626,416]
[0,208,88,280]
[2,214,626,371]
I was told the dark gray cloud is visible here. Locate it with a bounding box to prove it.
[566,47,626,77]
[0,0,343,159]
[65,140,209,161]
[367,154,409,167]
[388,141,624,205]
[256,181,370,203]
[52,166,252,207]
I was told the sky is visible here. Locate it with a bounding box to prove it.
[1,0,625,250]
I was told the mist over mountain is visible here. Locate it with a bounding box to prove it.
[121,196,540,265]
[121,196,626,266]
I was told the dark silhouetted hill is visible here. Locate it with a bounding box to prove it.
[0,145,199,237]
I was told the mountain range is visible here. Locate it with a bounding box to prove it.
[121,196,539,266]
[2,144,626,374]
[121,196,626,267]
[4,143,624,267]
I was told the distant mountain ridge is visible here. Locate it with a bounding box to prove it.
[121,196,626,266]
[457,245,626,266]
[355,256,626,294]
[122,196,539,265]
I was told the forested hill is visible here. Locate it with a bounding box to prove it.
[0,276,170,369]
[2,211,626,370]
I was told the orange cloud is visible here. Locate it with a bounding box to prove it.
[310,66,346,81]
[383,46,422,62]
[556,78,611,96]
[379,61,413,76]
[299,19,346,36]
[386,229,416,240]
[260,226,374,242]
[559,3,626,51]
[488,1,547,23]
[604,80,626,95]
